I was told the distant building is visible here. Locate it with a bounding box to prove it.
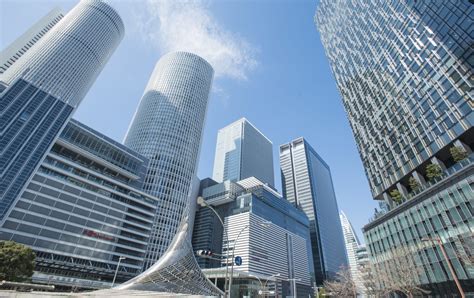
[0,0,124,222]
[280,137,347,284]
[212,118,274,187]
[316,0,473,295]
[124,52,214,268]
[0,120,158,289]
[340,211,365,295]
[192,177,314,297]
[0,8,63,75]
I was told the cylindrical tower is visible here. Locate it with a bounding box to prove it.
[0,0,124,106]
[124,52,214,268]
[0,0,124,221]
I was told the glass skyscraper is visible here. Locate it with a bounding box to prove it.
[316,0,473,295]
[280,137,347,285]
[0,0,124,222]
[212,118,275,187]
[340,211,365,295]
[124,52,214,268]
[316,0,473,202]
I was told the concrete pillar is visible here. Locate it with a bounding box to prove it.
[383,192,394,209]
[412,170,426,186]
[454,139,472,154]
[397,182,409,198]
[430,156,447,170]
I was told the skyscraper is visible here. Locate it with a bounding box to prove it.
[0,0,124,222]
[212,118,274,186]
[340,211,365,295]
[280,137,347,284]
[124,52,214,268]
[316,0,473,295]
[0,8,64,76]
[315,0,472,204]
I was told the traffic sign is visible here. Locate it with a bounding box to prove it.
[235,256,243,266]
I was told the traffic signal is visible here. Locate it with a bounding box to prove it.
[196,249,213,257]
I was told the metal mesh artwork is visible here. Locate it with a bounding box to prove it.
[115,200,223,296]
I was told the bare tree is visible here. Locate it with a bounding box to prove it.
[367,245,430,298]
[358,261,383,297]
[323,266,358,297]
[457,233,474,265]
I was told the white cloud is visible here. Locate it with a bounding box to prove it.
[133,0,258,80]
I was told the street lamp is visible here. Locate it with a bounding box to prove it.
[197,196,231,297]
[250,273,280,298]
[421,237,465,298]
[263,273,281,298]
[228,220,272,295]
[249,274,263,297]
[111,256,126,287]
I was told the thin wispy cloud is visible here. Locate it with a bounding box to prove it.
[134,0,258,80]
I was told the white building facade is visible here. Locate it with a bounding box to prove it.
[340,211,365,295]
[0,8,64,76]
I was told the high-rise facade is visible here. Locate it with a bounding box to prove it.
[124,52,214,268]
[193,177,314,297]
[315,0,473,202]
[0,8,64,76]
[279,137,347,284]
[340,211,365,295]
[0,0,124,222]
[316,0,474,295]
[0,120,158,289]
[212,118,275,187]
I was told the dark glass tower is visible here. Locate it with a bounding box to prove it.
[280,137,348,285]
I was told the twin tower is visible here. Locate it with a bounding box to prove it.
[1,0,217,294]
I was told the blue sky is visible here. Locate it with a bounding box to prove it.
[1,0,378,241]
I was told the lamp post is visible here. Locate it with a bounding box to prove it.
[421,237,465,298]
[263,273,281,298]
[228,220,272,296]
[249,274,264,297]
[111,256,126,287]
[197,196,231,298]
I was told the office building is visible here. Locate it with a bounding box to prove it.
[316,0,473,295]
[340,211,365,295]
[124,52,214,268]
[315,0,473,203]
[0,119,158,289]
[193,177,315,297]
[0,0,124,222]
[0,8,64,76]
[212,118,274,186]
[280,137,347,284]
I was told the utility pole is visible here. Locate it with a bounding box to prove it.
[287,278,301,298]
